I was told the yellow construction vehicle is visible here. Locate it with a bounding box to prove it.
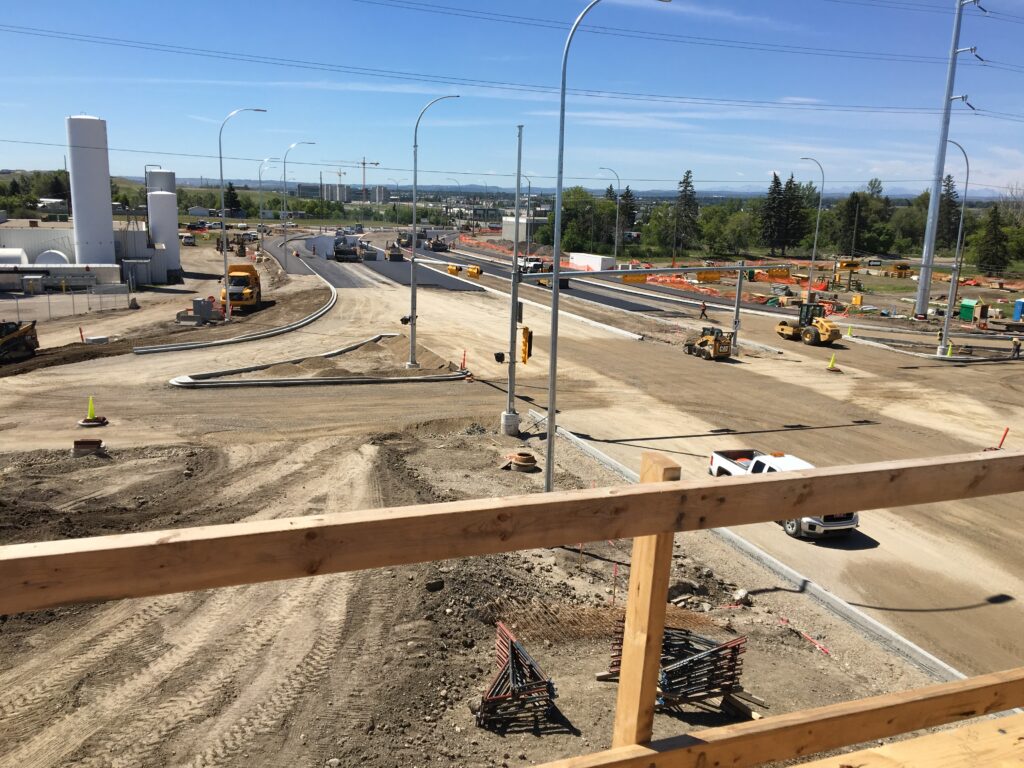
[684,327,733,360]
[775,303,842,346]
[0,320,39,363]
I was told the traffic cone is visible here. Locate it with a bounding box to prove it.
[947,342,953,358]
[826,353,842,373]
[847,325,853,337]
[78,396,108,427]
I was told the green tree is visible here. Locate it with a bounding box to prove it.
[674,170,700,253]
[724,210,757,254]
[224,181,241,212]
[938,174,960,250]
[619,186,638,230]
[604,184,616,201]
[642,202,676,252]
[779,174,808,254]
[866,177,884,198]
[973,204,1010,274]
[759,173,784,254]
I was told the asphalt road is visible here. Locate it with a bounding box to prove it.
[266,235,483,292]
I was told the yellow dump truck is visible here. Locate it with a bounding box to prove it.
[220,263,262,310]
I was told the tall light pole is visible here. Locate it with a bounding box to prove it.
[408,94,460,369]
[282,140,315,221]
[600,166,621,261]
[447,177,462,227]
[939,139,969,356]
[257,156,277,255]
[545,0,672,492]
[219,107,266,322]
[524,174,534,257]
[914,0,984,318]
[388,178,406,227]
[502,125,525,436]
[800,156,825,300]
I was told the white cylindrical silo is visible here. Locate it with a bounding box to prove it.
[147,191,181,272]
[148,169,176,194]
[35,250,70,264]
[67,115,116,265]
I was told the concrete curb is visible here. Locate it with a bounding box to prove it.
[526,409,965,683]
[134,256,337,355]
[168,332,469,388]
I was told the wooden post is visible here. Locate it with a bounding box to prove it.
[611,452,680,747]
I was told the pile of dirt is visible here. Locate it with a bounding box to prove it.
[237,334,453,381]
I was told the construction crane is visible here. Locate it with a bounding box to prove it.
[359,157,380,203]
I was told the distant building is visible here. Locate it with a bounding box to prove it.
[187,206,209,217]
[501,216,548,243]
[38,198,68,212]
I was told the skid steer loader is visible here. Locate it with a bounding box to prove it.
[0,320,39,363]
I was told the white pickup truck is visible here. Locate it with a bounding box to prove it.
[708,449,859,539]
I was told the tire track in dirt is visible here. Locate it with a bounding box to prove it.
[186,581,353,768]
[0,596,179,723]
[71,579,338,768]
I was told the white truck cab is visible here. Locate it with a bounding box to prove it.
[708,449,859,539]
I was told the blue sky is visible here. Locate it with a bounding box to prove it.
[1,0,1022,195]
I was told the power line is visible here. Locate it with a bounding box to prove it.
[2,138,1018,190]
[1,23,1023,121]
[351,0,1024,72]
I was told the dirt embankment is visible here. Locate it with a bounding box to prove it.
[0,417,931,768]
[0,286,331,379]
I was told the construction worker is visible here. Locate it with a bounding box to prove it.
[936,329,943,345]
[1012,337,1021,360]
[699,301,709,320]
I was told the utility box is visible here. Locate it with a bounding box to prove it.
[959,298,989,323]
[192,297,215,322]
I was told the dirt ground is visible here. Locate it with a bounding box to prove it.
[0,417,931,768]
[1,244,1022,767]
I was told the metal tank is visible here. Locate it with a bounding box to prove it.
[147,191,181,273]
[147,169,176,194]
[66,115,116,264]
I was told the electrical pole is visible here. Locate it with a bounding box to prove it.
[914,0,984,318]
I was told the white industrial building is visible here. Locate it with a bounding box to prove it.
[0,115,183,288]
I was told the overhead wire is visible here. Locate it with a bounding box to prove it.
[1,138,1018,190]
[0,23,1022,122]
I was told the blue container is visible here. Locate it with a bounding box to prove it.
[1014,298,1024,323]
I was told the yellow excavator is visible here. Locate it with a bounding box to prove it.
[0,320,39,363]
[775,303,841,346]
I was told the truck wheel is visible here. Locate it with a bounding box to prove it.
[801,327,820,345]
[783,519,802,537]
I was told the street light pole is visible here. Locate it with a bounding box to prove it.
[408,94,460,369]
[544,0,672,492]
[282,140,316,222]
[257,156,277,256]
[939,139,970,356]
[600,166,621,261]
[914,0,983,318]
[523,175,533,257]
[503,125,525,436]
[219,107,266,322]
[800,156,825,301]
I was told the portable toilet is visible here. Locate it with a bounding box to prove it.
[1014,298,1024,323]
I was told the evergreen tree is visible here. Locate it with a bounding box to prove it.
[866,178,884,198]
[674,170,700,253]
[760,173,784,255]
[224,181,242,212]
[938,174,960,249]
[779,174,808,255]
[604,184,617,201]
[619,186,638,230]
[975,204,1009,274]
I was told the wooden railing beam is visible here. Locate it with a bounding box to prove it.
[1,450,1023,615]
[539,666,1024,768]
